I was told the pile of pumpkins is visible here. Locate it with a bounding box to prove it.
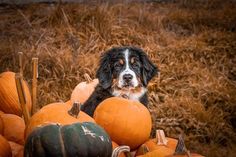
[0,72,30,157]
[0,71,204,157]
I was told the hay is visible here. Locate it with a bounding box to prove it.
[0,1,235,156]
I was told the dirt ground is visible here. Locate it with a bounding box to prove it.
[0,0,235,156]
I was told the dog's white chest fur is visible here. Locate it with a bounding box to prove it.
[112,87,147,101]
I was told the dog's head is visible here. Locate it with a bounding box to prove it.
[96,47,158,93]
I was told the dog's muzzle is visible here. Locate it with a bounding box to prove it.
[122,74,133,86]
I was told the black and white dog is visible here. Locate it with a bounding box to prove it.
[81,46,158,117]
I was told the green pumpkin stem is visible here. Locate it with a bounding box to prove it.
[68,102,81,118]
[111,145,131,157]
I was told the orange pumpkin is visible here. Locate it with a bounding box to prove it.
[112,145,131,157]
[0,135,12,157]
[137,148,175,157]
[112,141,126,157]
[71,74,98,104]
[137,134,204,157]
[94,97,152,149]
[165,135,204,157]
[165,153,204,157]
[0,113,25,145]
[0,71,32,116]
[8,141,23,157]
[136,130,178,156]
[0,114,3,134]
[15,149,23,157]
[25,101,95,138]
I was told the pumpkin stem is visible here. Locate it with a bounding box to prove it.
[68,102,81,118]
[111,145,131,157]
[140,144,150,154]
[156,129,168,145]
[174,135,191,157]
[84,73,93,83]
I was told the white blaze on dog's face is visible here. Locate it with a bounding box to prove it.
[118,49,139,88]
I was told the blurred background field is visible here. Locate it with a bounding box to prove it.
[0,0,235,156]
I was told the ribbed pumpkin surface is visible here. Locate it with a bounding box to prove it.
[0,135,12,157]
[0,113,25,145]
[25,122,112,157]
[8,141,23,157]
[0,72,32,116]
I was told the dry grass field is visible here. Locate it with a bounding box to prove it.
[0,0,235,156]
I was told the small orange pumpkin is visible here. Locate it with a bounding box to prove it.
[136,149,172,157]
[0,71,32,116]
[136,130,178,156]
[94,97,152,150]
[8,141,23,157]
[0,135,12,157]
[15,149,23,157]
[25,101,95,138]
[0,114,3,134]
[112,141,126,157]
[165,135,204,157]
[137,134,204,157]
[0,112,25,145]
[71,74,98,104]
[165,153,204,157]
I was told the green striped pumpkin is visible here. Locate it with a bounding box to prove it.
[24,122,112,157]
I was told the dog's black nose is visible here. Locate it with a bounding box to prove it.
[123,74,133,82]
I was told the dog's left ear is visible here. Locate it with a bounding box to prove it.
[140,51,159,86]
[96,52,112,89]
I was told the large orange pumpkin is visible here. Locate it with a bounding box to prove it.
[0,113,25,145]
[0,135,12,157]
[25,101,95,138]
[94,97,152,150]
[136,130,178,156]
[71,74,98,104]
[0,71,32,116]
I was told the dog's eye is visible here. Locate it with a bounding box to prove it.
[131,57,139,67]
[131,57,135,64]
[119,59,124,65]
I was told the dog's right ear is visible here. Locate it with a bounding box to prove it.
[96,52,112,89]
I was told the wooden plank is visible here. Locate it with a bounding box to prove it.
[31,57,38,115]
